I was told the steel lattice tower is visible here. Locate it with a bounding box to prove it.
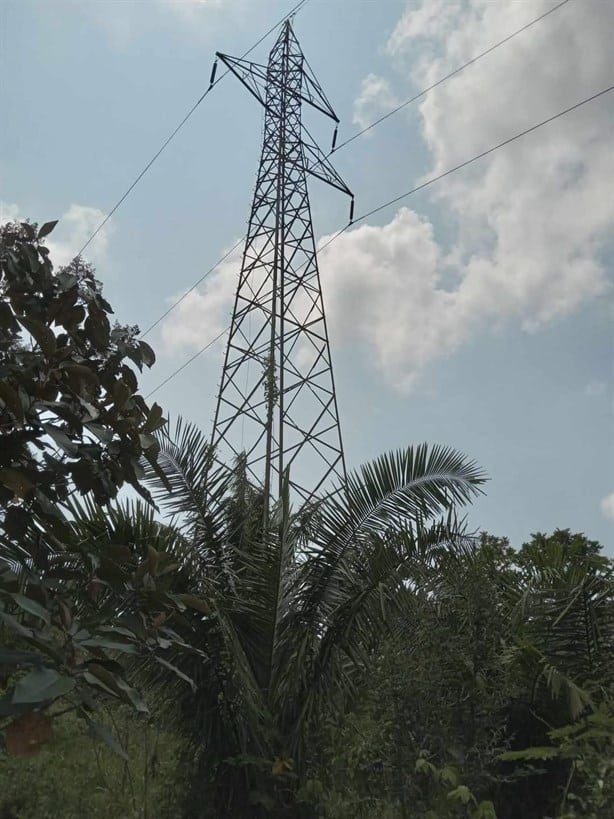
[211,20,353,509]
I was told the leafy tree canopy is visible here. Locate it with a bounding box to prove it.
[0,220,203,753]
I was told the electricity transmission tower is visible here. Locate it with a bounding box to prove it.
[211,20,353,511]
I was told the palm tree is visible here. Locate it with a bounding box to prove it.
[77,419,486,818]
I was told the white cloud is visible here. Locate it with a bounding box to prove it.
[159,241,241,351]
[340,0,614,389]
[352,74,400,131]
[584,380,607,398]
[0,202,20,223]
[600,493,614,521]
[319,209,455,391]
[387,0,462,55]
[157,1,614,392]
[1,202,112,270]
[47,205,112,268]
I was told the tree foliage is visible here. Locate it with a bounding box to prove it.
[308,530,614,819]
[0,221,204,752]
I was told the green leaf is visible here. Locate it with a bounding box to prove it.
[10,593,51,625]
[113,676,149,714]
[0,649,42,666]
[42,423,79,456]
[87,720,128,760]
[13,668,75,704]
[142,402,165,433]
[17,316,56,357]
[82,670,120,698]
[154,656,197,692]
[415,757,437,776]
[38,220,58,239]
[475,801,498,819]
[0,611,35,639]
[0,381,25,422]
[447,785,474,805]
[139,340,156,368]
[85,423,114,444]
[500,746,559,761]
[59,361,99,387]
[139,432,157,451]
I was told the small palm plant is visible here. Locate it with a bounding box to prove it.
[74,419,486,818]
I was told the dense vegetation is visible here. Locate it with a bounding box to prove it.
[1,223,612,818]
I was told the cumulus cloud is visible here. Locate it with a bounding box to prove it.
[159,241,242,351]
[319,209,455,391]
[387,0,462,55]
[158,1,614,392]
[352,74,401,131]
[338,0,614,388]
[48,205,112,268]
[600,494,614,521]
[1,202,111,269]
[0,203,20,223]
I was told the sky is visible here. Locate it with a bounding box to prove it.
[1,0,613,551]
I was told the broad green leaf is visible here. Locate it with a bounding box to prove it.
[475,801,498,819]
[0,381,25,422]
[17,316,56,357]
[139,340,156,368]
[142,402,165,433]
[42,423,78,456]
[154,656,197,692]
[447,785,474,805]
[87,720,128,760]
[10,593,50,625]
[0,648,42,666]
[38,220,58,239]
[13,668,75,704]
[82,670,120,698]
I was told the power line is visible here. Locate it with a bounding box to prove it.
[76,0,310,259]
[144,82,614,398]
[139,0,573,338]
[332,0,573,153]
[145,329,228,399]
[141,237,244,338]
[351,83,614,224]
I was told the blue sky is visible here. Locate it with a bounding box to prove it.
[1,0,613,551]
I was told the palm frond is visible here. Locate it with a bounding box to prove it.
[143,417,230,542]
[301,444,486,622]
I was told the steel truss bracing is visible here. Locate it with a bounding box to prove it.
[211,20,352,510]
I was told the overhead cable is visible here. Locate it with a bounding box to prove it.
[144,81,614,397]
[140,0,574,338]
[141,237,244,338]
[350,83,614,224]
[76,0,311,258]
[145,329,228,399]
[332,0,574,153]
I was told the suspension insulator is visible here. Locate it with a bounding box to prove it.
[209,60,218,87]
[349,197,355,224]
[331,126,338,152]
